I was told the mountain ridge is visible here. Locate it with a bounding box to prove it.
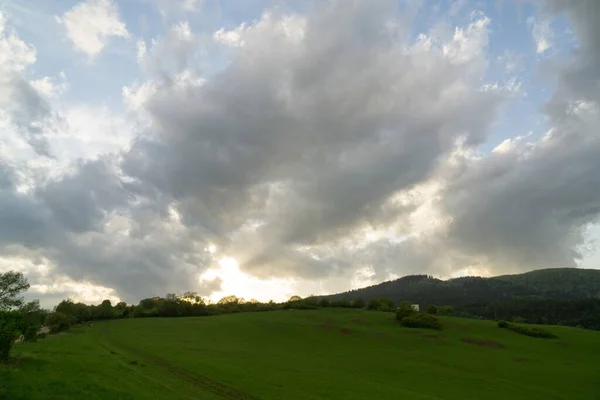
[318,268,600,306]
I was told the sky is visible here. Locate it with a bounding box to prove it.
[1,0,599,307]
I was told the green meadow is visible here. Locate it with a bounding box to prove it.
[2,309,599,400]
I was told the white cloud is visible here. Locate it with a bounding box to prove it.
[0,11,36,71]
[54,105,133,160]
[138,21,198,76]
[443,14,490,64]
[527,16,553,54]
[213,12,306,48]
[122,81,156,112]
[481,77,524,97]
[30,75,68,99]
[136,39,147,63]
[213,24,247,47]
[56,0,129,57]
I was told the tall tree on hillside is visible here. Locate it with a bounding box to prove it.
[0,271,30,311]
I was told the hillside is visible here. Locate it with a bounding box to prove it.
[3,309,600,399]
[320,268,600,305]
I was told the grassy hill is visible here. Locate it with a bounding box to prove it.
[2,309,599,399]
[320,268,600,306]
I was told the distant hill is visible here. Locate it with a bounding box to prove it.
[318,268,600,308]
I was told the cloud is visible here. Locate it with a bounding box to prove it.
[437,0,600,274]
[0,10,55,157]
[122,2,501,281]
[57,0,129,57]
[137,21,199,77]
[0,11,36,70]
[527,16,553,54]
[2,0,600,306]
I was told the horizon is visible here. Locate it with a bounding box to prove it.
[44,266,600,309]
[1,0,599,309]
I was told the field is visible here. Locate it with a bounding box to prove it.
[1,309,599,399]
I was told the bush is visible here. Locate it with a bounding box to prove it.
[367,298,381,310]
[319,299,330,308]
[395,304,417,321]
[38,333,47,339]
[438,305,454,316]
[24,325,38,342]
[427,304,438,315]
[498,321,557,338]
[45,312,70,333]
[368,298,396,312]
[0,319,17,362]
[352,298,365,309]
[400,314,442,330]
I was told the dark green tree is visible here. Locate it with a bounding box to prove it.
[367,298,381,310]
[352,298,366,308]
[0,271,30,311]
[396,302,417,321]
[45,312,71,333]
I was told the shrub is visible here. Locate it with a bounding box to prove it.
[38,333,47,339]
[45,312,70,333]
[352,298,365,309]
[498,321,557,338]
[319,299,330,308]
[368,298,396,312]
[0,319,17,362]
[427,304,438,315]
[400,314,442,330]
[395,304,417,321]
[367,298,381,310]
[24,325,38,342]
[438,305,454,316]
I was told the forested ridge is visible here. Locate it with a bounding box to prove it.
[316,268,600,329]
[321,268,600,303]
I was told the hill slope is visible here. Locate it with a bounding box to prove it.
[3,309,600,399]
[321,268,600,306]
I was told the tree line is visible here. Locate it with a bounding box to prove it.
[3,268,600,362]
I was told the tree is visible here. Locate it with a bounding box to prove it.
[396,302,417,321]
[97,300,114,320]
[427,304,438,315]
[45,312,70,333]
[140,298,157,310]
[352,298,365,308]
[288,295,302,302]
[24,325,38,342]
[438,305,454,316]
[367,298,381,310]
[0,271,30,311]
[0,312,22,362]
[218,295,243,305]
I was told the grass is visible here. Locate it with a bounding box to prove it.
[2,308,599,399]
